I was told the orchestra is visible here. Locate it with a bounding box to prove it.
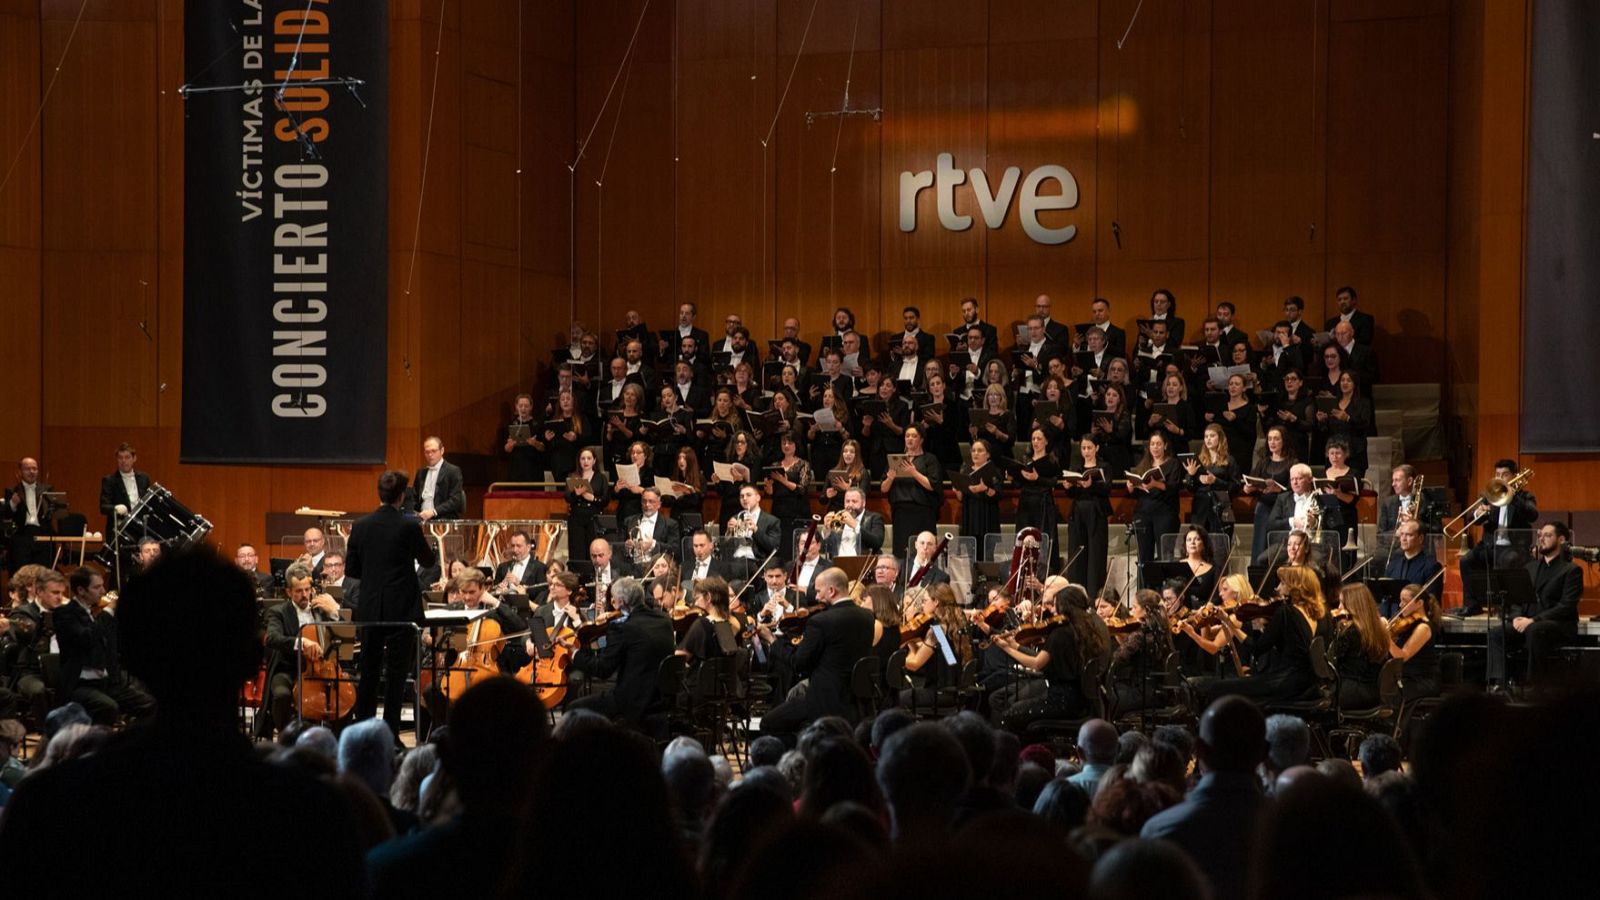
[5,292,1596,748]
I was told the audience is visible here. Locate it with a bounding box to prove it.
[875,722,970,841]
[1071,718,1119,796]
[1089,837,1214,900]
[1262,714,1310,791]
[1358,732,1403,781]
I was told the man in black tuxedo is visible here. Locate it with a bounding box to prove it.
[1216,302,1250,350]
[1378,465,1440,534]
[748,563,802,619]
[5,457,55,573]
[347,470,437,735]
[1326,285,1375,346]
[791,529,832,601]
[532,571,586,636]
[760,567,875,740]
[904,530,953,589]
[1257,322,1306,391]
[958,296,1000,350]
[58,567,155,726]
[411,436,466,522]
[260,562,345,737]
[780,317,813,367]
[950,322,998,402]
[1259,464,1339,563]
[1458,459,1539,616]
[301,526,328,579]
[1488,521,1581,688]
[97,442,151,537]
[321,550,360,610]
[1332,320,1379,395]
[233,542,277,595]
[897,306,937,361]
[821,487,885,558]
[1281,296,1317,346]
[622,488,681,565]
[421,569,530,727]
[492,529,548,610]
[726,484,782,580]
[569,576,676,729]
[1034,294,1072,346]
[570,537,639,605]
[682,528,733,592]
[1083,297,1128,359]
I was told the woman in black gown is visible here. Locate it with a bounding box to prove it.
[1128,429,1183,568]
[1206,565,1329,703]
[1065,435,1112,597]
[1015,428,1064,568]
[563,446,611,559]
[959,438,1003,548]
[1174,524,1219,609]
[1185,423,1239,536]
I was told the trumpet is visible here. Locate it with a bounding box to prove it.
[1443,468,1534,541]
[822,510,850,532]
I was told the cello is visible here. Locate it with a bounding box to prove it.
[295,621,356,722]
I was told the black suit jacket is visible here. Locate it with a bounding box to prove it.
[574,605,677,724]
[346,504,436,626]
[622,514,682,561]
[1325,311,1376,346]
[492,556,549,608]
[1267,491,1341,539]
[53,601,121,699]
[1345,344,1380,393]
[98,471,151,521]
[1522,555,1582,625]
[821,510,885,557]
[681,556,734,593]
[1480,490,1539,545]
[1378,494,1441,534]
[263,600,342,685]
[789,600,876,720]
[410,462,466,520]
[724,510,782,560]
[5,482,57,533]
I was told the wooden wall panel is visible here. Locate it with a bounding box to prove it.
[1092,0,1211,334]
[1208,0,1327,336]
[0,1,42,467]
[1325,8,1448,382]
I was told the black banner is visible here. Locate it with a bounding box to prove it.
[1522,0,1600,452]
[182,0,388,463]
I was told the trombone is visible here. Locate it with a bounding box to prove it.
[1443,469,1534,541]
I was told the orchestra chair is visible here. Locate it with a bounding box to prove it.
[1261,636,1337,760]
[1022,654,1112,758]
[1328,658,1404,758]
[850,656,882,721]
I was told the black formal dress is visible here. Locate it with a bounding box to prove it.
[1187,461,1239,535]
[501,417,544,482]
[346,502,437,734]
[1066,468,1113,597]
[958,463,1003,549]
[1132,460,1183,567]
[564,472,611,559]
[1015,457,1063,567]
[886,452,945,557]
[1207,604,1325,703]
[999,624,1088,731]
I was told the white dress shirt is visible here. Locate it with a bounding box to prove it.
[421,463,441,512]
[120,472,141,506]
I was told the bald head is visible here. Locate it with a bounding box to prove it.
[1198,695,1267,773]
[1077,719,1118,766]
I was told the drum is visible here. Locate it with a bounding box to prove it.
[95,483,214,570]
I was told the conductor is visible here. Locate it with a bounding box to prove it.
[346,470,436,736]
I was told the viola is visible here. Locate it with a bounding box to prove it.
[1008,613,1068,647]
[295,622,356,722]
[1230,599,1282,621]
[576,610,623,645]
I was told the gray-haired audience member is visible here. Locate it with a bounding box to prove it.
[1069,719,1119,797]
[662,736,718,843]
[295,725,338,762]
[1140,695,1268,900]
[1263,714,1310,789]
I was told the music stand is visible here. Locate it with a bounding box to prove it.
[1487,565,1537,690]
[1366,578,1408,618]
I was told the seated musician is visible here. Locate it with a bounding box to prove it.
[260,563,344,737]
[861,584,905,684]
[1381,520,1441,617]
[233,543,276,596]
[759,567,875,742]
[1281,529,1322,577]
[1332,583,1390,709]
[905,531,952,589]
[492,530,549,608]
[678,578,736,665]
[135,537,163,574]
[530,571,585,638]
[871,555,902,595]
[993,580,1109,733]
[57,567,155,726]
[750,563,799,620]
[319,551,358,610]
[1177,573,1256,677]
[792,531,831,601]
[568,577,677,730]
[1205,566,1329,704]
[899,583,972,709]
[1487,521,1581,690]
[1107,589,1175,713]
[1387,583,1442,700]
[420,569,529,725]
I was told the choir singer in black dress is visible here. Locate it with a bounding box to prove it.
[880,424,944,557]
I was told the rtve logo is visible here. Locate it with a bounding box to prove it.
[898,153,1079,245]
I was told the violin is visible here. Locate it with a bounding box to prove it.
[671,605,705,639]
[1388,610,1428,642]
[576,610,623,645]
[1005,613,1069,647]
[899,610,935,647]
[1105,616,1142,636]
